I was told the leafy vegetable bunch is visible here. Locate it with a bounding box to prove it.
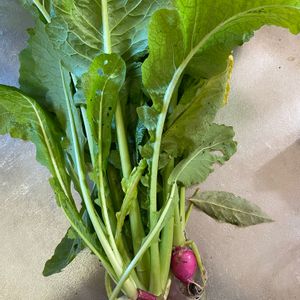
[1,0,300,299]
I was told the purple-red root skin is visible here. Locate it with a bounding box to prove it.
[171,246,197,284]
[137,289,157,300]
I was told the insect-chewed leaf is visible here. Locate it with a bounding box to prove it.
[82,53,126,167]
[190,190,273,227]
[168,124,237,187]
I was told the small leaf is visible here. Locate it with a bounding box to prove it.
[115,159,147,243]
[168,124,237,186]
[190,191,273,227]
[43,227,85,276]
[137,106,159,131]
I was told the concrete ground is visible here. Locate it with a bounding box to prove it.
[0,1,300,299]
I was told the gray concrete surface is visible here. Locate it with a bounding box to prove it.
[0,1,300,299]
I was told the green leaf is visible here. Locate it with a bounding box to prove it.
[143,0,300,110]
[115,159,147,243]
[137,106,159,132]
[49,177,116,278]
[43,227,85,276]
[162,57,234,157]
[20,0,53,23]
[19,19,85,163]
[190,190,274,227]
[142,8,184,110]
[180,0,300,78]
[43,207,96,276]
[45,0,171,74]
[0,85,69,191]
[82,53,126,167]
[0,85,113,277]
[168,124,237,186]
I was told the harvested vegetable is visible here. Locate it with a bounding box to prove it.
[1,0,300,299]
[171,247,197,284]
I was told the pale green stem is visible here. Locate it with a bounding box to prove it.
[101,0,111,53]
[60,64,136,298]
[179,186,186,230]
[160,159,175,290]
[32,0,51,23]
[97,92,123,266]
[116,100,150,286]
[97,0,129,276]
[80,106,95,167]
[105,272,113,298]
[115,104,132,177]
[109,183,178,300]
[185,240,207,286]
[185,202,194,226]
[148,60,183,295]
[173,203,185,246]
[101,0,148,288]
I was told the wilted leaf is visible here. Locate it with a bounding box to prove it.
[190,190,273,226]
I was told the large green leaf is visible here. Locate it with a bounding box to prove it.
[162,57,233,157]
[0,85,113,277]
[143,0,300,110]
[168,124,237,187]
[19,19,85,164]
[44,0,171,75]
[181,0,300,78]
[0,85,69,191]
[82,53,126,167]
[190,190,273,226]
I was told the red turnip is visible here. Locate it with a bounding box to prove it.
[137,289,157,300]
[171,247,197,284]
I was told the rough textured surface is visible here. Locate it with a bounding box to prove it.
[0,1,300,299]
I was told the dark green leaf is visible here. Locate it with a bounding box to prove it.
[49,178,115,277]
[190,190,274,227]
[137,106,159,131]
[43,227,85,276]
